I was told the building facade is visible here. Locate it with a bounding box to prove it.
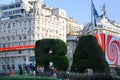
[66,18,83,70]
[0,0,82,70]
[66,35,79,70]
[81,5,120,68]
[81,16,120,37]
[66,17,83,35]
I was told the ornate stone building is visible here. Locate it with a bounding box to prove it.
[81,4,120,74]
[0,0,82,70]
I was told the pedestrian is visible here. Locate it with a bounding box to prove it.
[18,65,23,75]
[53,67,57,78]
[24,65,30,75]
[50,67,57,78]
[50,67,54,76]
[29,64,35,75]
[9,68,15,76]
[37,66,40,75]
[40,66,44,77]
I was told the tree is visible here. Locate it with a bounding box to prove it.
[71,35,109,73]
[35,39,69,71]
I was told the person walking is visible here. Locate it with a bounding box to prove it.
[29,64,35,75]
[18,65,23,75]
[24,65,30,75]
[50,67,57,78]
[53,67,57,78]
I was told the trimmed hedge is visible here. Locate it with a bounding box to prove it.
[71,35,109,73]
[35,39,69,71]
[115,67,120,75]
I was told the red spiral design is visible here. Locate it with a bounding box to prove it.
[106,35,119,66]
[94,33,105,51]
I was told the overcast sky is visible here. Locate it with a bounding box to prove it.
[0,0,120,26]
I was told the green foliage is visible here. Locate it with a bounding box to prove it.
[0,73,114,80]
[71,35,109,73]
[0,75,57,80]
[35,39,69,71]
[115,67,120,75]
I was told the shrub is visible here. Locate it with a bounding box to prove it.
[35,39,69,71]
[71,35,109,73]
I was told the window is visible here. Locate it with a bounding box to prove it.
[7,64,10,69]
[8,30,10,33]
[15,10,20,13]
[7,37,10,41]
[7,23,10,28]
[28,20,31,25]
[2,6,8,10]
[12,64,15,69]
[31,34,34,38]
[37,27,39,31]
[13,10,16,14]
[9,4,14,9]
[24,27,26,29]
[16,3,21,7]
[18,50,22,54]
[9,11,12,15]
[3,44,5,48]
[13,23,15,27]
[0,43,2,47]
[19,36,21,40]
[10,43,13,47]
[24,36,26,39]
[4,12,9,16]
[24,21,26,26]
[2,65,5,70]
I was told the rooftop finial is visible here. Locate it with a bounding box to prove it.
[102,3,106,16]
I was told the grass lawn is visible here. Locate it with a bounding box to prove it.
[1,72,120,80]
[0,74,60,80]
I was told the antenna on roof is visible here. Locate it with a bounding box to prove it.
[102,3,106,16]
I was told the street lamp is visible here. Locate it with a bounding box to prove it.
[49,62,53,67]
[49,49,53,67]
[49,49,52,54]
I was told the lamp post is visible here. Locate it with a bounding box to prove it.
[49,49,52,54]
[49,62,53,67]
[49,49,53,68]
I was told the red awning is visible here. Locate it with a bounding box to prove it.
[0,45,35,52]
